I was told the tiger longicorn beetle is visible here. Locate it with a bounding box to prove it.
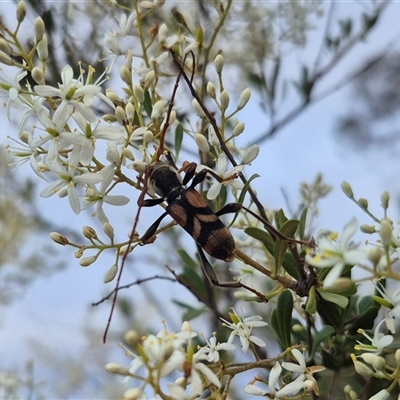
[141,161,235,261]
[136,159,273,301]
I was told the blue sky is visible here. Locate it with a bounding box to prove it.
[1,2,400,397]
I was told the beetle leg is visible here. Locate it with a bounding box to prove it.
[196,244,268,302]
[180,162,197,186]
[215,202,241,216]
[141,211,169,243]
[140,197,165,207]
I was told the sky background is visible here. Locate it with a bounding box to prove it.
[1,1,400,398]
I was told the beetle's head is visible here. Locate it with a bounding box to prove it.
[147,162,183,198]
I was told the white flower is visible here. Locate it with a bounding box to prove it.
[305,218,366,287]
[85,164,129,224]
[62,115,125,165]
[197,333,235,363]
[184,350,221,398]
[0,67,28,120]
[6,131,44,178]
[374,282,400,332]
[355,319,393,355]
[34,65,101,123]
[221,309,267,353]
[203,153,244,200]
[40,147,104,214]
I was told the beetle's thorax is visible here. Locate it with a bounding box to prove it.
[148,163,184,201]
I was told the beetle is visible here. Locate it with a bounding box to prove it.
[135,159,279,303]
[140,161,236,262]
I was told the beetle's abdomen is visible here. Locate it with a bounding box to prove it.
[167,189,235,261]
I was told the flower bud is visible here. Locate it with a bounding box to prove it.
[122,147,134,160]
[132,160,147,173]
[124,388,145,400]
[158,23,168,43]
[124,329,142,347]
[194,133,210,154]
[125,102,135,123]
[381,190,390,210]
[368,247,383,265]
[206,81,216,98]
[103,222,114,239]
[105,362,130,375]
[395,348,400,364]
[208,125,219,146]
[369,389,390,400]
[50,232,69,245]
[341,181,354,198]
[37,34,48,61]
[115,106,126,125]
[79,256,96,267]
[214,54,224,74]
[16,1,27,23]
[380,219,393,248]
[144,70,156,87]
[106,89,122,105]
[232,122,245,137]
[241,145,259,165]
[151,100,165,119]
[133,85,144,103]
[118,244,134,255]
[220,91,230,111]
[31,67,44,84]
[360,224,375,234]
[143,130,153,144]
[357,198,368,210]
[0,50,13,66]
[192,99,206,119]
[237,88,251,110]
[120,65,132,85]
[74,248,84,258]
[353,359,373,377]
[34,17,45,42]
[103,264,118,283]
[0,38,13,55]
[82,226,97,239]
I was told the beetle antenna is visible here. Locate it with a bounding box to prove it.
[103,53,189,342]
[156,51,189,161]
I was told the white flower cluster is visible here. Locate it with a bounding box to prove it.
[244,348,324,398]
[105,312,267,400]
[4,0,259,229]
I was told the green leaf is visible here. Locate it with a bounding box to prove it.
[274,209,288,230]
[280,219,299,238]
[299,208,308,241]
[305,286,317,314]
[311,325,335,358]
[318,289,349,309]
[178,249,198,269]
[273,219,299,273]
[244,227,274,255]
[174,123,184,159]
[316,295,345,331]
[229,174,260,228]
[143,89,152,117]
[274,290,293,349]
[348,304,380,335]
[237,174,260,206]
[282,252,300,280]
[172,300,207,321]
